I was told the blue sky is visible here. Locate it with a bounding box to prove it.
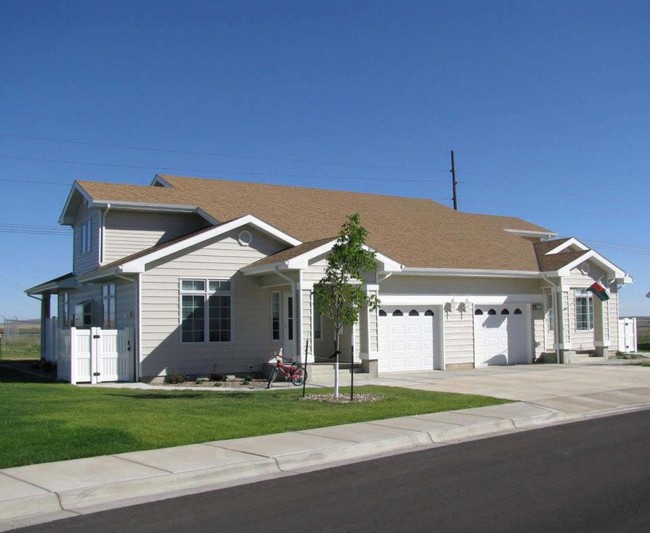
[1,0,649,319]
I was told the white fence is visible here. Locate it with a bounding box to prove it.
[618,318,637,353]
[57,327,134,384]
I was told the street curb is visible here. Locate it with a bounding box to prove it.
[2,401,650,530]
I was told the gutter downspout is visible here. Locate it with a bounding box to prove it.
[541,274,561,364]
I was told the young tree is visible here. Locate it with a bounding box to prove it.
[314,213,379,397]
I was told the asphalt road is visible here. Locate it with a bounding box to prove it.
[17,410,650,533]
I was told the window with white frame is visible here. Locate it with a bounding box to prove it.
[73,301,93,328]
[102,283,116,329]
[575,290,594,331]
[181,279,232,343]
[271,292,280,341]
[80,219,92,255]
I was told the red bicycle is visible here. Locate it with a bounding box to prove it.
[267,350,307,388]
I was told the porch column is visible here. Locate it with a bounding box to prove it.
[360,284,379,375]
[593,297,609,358]
[556,289,574,364]
[297,282,315,364]
[40,293,51,360]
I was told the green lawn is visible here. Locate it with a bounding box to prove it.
[0,365,509,468]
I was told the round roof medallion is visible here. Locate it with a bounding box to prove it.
[238,230,253,247]
[580,262,590,275]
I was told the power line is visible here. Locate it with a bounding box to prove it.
[0,132,446,173]
[0,154,448,184]
[0,223,69,235]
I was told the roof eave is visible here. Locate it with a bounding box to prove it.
[400,267,542,279]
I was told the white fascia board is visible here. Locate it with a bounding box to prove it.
[89,200,199,214]
[504,228,557,239]
[546,237,589,255]
[77,267,123,283]
[151,175,173,187]
[379,294,544,306]
[400,267,541,279]
[241,261,290,276]
[283,241,402,271]
[58,182,92,225]
[557,249,626,279]
[120,215,301,273]
[26,277,78,295]
[285,240,337,269]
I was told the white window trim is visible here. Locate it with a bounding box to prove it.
[575,290,594,331]
[179,278,234,344]
[80,219,92,255]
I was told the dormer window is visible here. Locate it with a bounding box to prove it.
[80,219,92,255]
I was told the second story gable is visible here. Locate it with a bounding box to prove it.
[60,181,213,276]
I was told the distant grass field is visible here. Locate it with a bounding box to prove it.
[0,340,40,360]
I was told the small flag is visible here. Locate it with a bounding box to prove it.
[586,281,609,301]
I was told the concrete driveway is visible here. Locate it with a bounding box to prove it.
[369,364,650,414]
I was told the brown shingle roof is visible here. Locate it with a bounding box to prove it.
[247,238,336,268]
[78,175,557,271]
[534,239,587,271]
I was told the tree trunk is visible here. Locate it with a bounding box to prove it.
[333,332,340,398]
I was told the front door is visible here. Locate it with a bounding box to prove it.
[282,291,296,359]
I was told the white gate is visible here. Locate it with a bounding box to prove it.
[57,327,134,384]
[618,318,637,353]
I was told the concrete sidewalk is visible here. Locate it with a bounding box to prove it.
[2,364,650,531]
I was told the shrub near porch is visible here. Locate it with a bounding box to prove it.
[0,371,510,468]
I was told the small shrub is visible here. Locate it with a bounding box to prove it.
[210,373,225,382]
[164,369,187,384]
[213,382,222,387]
[241,375,253,384]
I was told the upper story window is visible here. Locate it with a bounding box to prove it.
[102,283,116,329]
[181,279,232,343]
[80,219,92,255]
[575,290,594,331]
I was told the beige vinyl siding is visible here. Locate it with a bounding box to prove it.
[139,227,286,378]
[562,264,618,351]
[300,287,312,360]
[368,290,379,354]
[444,305,474,367]
[104,211,209,264]
[115,279,136,330]
[532,306,545,357]
[302,258,327,284]
[73,204,101,275]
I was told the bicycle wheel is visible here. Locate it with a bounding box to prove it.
[267,367,279,389]
[291,367,307,386]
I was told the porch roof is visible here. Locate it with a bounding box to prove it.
[26,272,77,295]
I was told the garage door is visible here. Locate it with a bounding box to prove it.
[474,305,530,366]
[378,308,438,372]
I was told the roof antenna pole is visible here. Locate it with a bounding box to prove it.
[450,150,458,211]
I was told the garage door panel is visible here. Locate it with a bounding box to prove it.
[379,312,438,372]
[474,306,530,366]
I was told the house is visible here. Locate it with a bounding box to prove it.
[27,175,633,382]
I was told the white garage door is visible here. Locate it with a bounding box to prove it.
[378,308,438,372]
[474,305,530,366]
